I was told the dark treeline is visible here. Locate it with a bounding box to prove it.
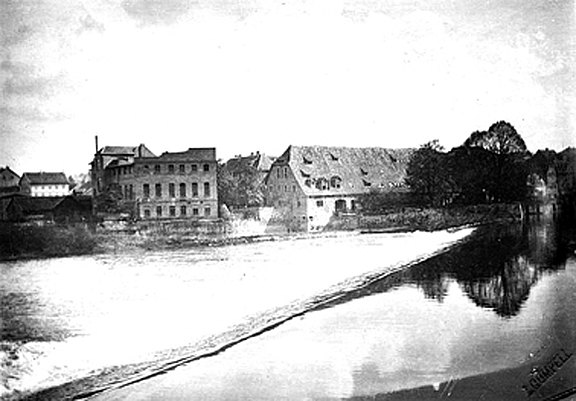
[359,120,576,221]
[406,120,531,207]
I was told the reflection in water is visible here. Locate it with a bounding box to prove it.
[310,219,570,319]
[88,218,576,401]
[407,218,568,317]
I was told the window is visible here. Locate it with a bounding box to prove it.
[192,182,198,196]
[179,164,185,173]
[204,182,210,197]
[154,165,161,174]
[156,206,162,216]
[168,164,175,173]
[315,178,329,190]
[143,184,150,198]
[129,185,133,200]
[180,205,187,216]
[297,200,302,207]
[169,183,175,197]
[204,207,211,216]
[155,183,162,197]
[330,176,342,189]
[276,168,280,178]
[292,185,296,192]
[169,206,176,216]
[203,164,210,172]
[179,183,186,198]
[283,167,288,178]
[316,200,324,207]
[192,208,199,216]
[124,185,129,199]
[304,179,312,187]
[144,165,150,173]
[144,209,151,218]
[191,164,198,172]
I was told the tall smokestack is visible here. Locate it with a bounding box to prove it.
[95,135,99,153]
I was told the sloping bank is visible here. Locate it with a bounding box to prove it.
[16,227,476,401]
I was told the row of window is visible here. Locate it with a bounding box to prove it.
[271,184,297,193]
[144,163,211,174]
[33,185,67,190]
[303,176,342,190]
[143,205,211,218]
[112,163,212,176]
[276,166,289,179]
[142,182,211,198]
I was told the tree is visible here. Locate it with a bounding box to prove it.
[217,162,264,208]
[464,121,527,155]
[405,140,452,207]
[462,121,529,202]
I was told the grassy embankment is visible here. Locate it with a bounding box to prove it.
[357,204,521,232]
[0,204,520,261]
[0,224,98,261]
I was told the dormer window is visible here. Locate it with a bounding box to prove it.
[304,179,312,187]
[360,168,368,176]
[362,179,372,187]
[330,176,342,189]
[315,178,329,190]
[300,170,310,178]
[329,153,338,161]
[303,156,313,165]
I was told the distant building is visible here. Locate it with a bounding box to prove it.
[222,151,276,208]
[0,166,20,188]
[4,196,90,223]
[19,172,70,197]
[90,139,219,220]
[0,166,21,195]
[265,145,413,231]
[224,152,276,181]
[90,141,156,197]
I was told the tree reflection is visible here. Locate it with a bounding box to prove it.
[408,219,567,317]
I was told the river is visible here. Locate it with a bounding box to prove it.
[91,217,576,401]
[1,227,471,399]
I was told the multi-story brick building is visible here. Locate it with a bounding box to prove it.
[91,144,219,220]
[90,141,156,197]
[265,145,413,231]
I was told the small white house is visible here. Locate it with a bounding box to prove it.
[19,172,70,197]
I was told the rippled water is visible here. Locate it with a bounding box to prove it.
[0,228,470,397]
[91,218,576,401]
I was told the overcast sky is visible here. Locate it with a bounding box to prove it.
[1,0,574,175]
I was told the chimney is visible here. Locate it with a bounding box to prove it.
[138,144,142,158]
[95,135,99,153]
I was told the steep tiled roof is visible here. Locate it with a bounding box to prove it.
[100,144,156,158]
[8,196,69,213]
[154,148,217,161]
[21,172,69,185]
[225,153,276,172]
[273,145,414,196]
[0,166,20,179]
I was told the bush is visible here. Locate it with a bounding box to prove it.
[0,223,97,260]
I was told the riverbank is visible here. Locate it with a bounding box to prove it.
[0,204,519,261]
[4,227,475,400]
